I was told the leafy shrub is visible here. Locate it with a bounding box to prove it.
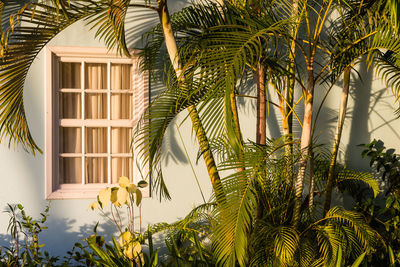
[66,224,159,267]
[0,203,59,266]
[66,176,160,266]
[356,139,400,265]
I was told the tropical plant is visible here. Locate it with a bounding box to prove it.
[147,137,381,266]
[0,0,223,204]
[66,224,160,267]
[87,176,148,264]
[352,139,400,265]
[2,0,400,266]
[152,203,216,266]
[139,0,400,226]
[323,0,400,215]
[0,203,59,266]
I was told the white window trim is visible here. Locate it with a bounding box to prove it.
[45,46,149,199]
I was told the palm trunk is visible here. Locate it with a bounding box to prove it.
[308,151,315,215]
[231,90,245,173]
[256,62,266,145]
[284,69,294,138]
[293,67,314,227]
[323,67,351,215]
[283,0,299,150]
[187,106,225,202]
[282,0,299,182]
[158,0,225,203]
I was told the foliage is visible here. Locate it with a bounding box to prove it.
[151,203,216,266]
[352,139,400,266]
[151,138,380,266]
[65,177,162,266]
[2,0,400,266]
[87,176,149,264]
[0,203,59,266]
[66,225,159,267]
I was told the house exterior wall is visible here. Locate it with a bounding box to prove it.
[0,6,400,257]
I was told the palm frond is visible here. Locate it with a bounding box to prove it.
[337,168,380,198]
[86,0,131,57]
[311,206,378,265]
[273,226,299,266]
[0,0,105,153]
[212,137,297,266]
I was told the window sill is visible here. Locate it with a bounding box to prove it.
[46,183,149,200]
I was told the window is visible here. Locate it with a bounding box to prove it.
[45,46,148,199]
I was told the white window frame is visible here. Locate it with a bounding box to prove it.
[45,46,149,199]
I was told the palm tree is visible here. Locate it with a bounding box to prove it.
[142,1,384,264]
[323,0,400,214]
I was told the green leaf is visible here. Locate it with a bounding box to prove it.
[136,188,142,206]
[335,246,342,267]
[389,245,396,266]
[350,252,366,267]
[137,180,148,188]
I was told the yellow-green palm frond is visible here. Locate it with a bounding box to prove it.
[311,150,380,200]
[273,226,299,266]
[86,0,132,57]
[211,167,257,266]
[0,0,106,153]
[375,50,400,114]
[211,138,297,266]
[135,2,290,200]
[337,169,380,198]
[310,206,379,265]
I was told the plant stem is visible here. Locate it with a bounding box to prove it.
[284,0,300,145]
[323,67,351,215]
[293,66,314,228]
[175,122,207,203]
[256,62,266,145]
[230,89,245,173]
[308,150,315,215]
[188,105,226,203]
[157,0,225,203]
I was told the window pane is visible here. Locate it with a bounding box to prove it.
[85,93,107,119]
[111,64,132,90]
[59,127,82,153]
[85,63,107,90]
[86,127,107,153]
[86,157,107,183]
[112,157,132,184]
[59,157,81,184]
[111,93,133,119]
[59,93,81,119]
[111,127,132,153]
[60,62,81,89]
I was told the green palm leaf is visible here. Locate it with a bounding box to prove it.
[0,0,107,153]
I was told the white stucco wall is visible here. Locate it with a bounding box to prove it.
[0,2,400,258]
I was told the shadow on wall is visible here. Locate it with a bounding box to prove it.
[344,62,400,170]
[0,206,121,258]
[1,1,30,29]
[0,203,172,260]
[125,0,192,48]
[345,62,373,169]
[237,77,282,139]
